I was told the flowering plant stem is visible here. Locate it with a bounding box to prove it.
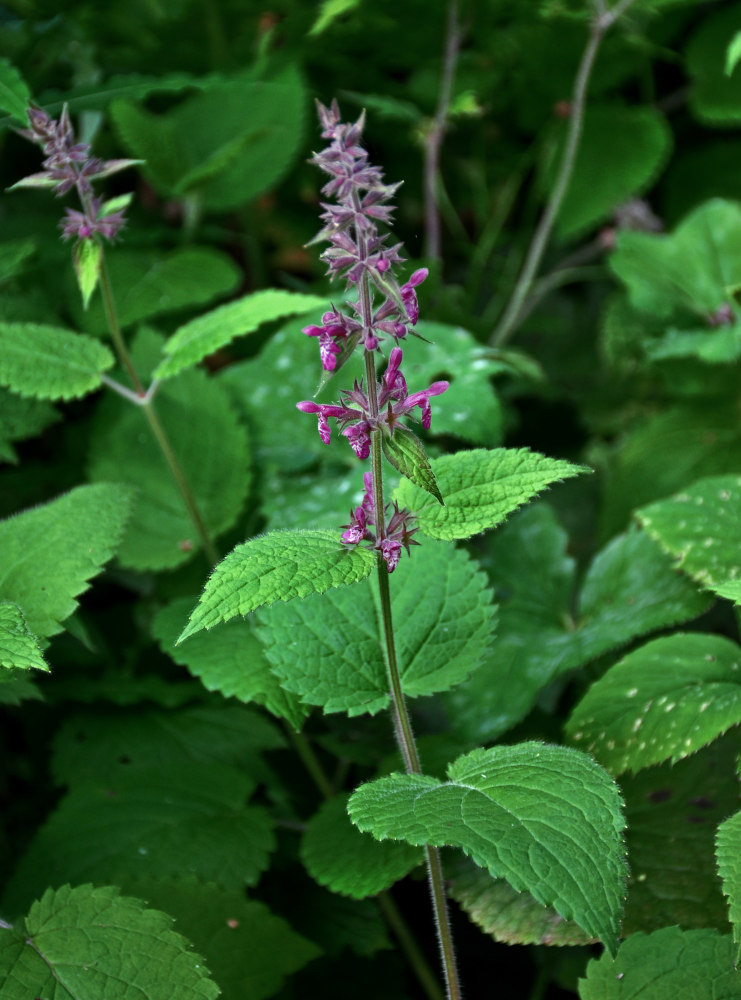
[98,249,220,567]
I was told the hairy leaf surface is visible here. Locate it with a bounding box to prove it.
[0,602,47,672]
[0,322,115,400]
[0,884,219,1000]
[178,530,376,642]
[0,483,133,639]
[394,447,587,540]
[256,540,496,715]
[717,810,741,962]
[349,743,626,953]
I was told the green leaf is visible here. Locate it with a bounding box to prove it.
[73,238,102,310]
[121,878,321,1000]
[620,736,735,935]
[155,289,326,380]
[2,761,275,917]
[75,247,240,334]
[349,743,626,953]
[726,31,741,77]
[0,602,48,672]
[310,0,361,34]
[112,68,306,211]
[301,794,423,898]
[382,425,443,504]
[0,60,30,126]
[0,388,59,464]
[87,332,250,571]
[610,199,741,320]
[178,529,376,643]
[717,810,741,962]
[579,927,740,999]
[154,598,308,729]
[567,633,741,774]
[0,483,133,639]
[394,447,588,541]
[255,540,496,715]
[449,862,596,946]
[0,323,115,400]
[0,884,219,1000]
[0,237,36,283]
[51,703,283,789]
[445,507,709,743]
[638,474,741,604]
[543,105,672,239]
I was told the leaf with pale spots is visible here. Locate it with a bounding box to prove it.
[579,927,741,999]
[300,794,423,898]
[254,540,496,716]
[0,322,115,400]
[178,530,376,643]
[444,507,709,744]
[394,447,588,540]
[566,633,741,773]
[637,475,741,604]
[716,809,741,963]
[348,742,627,954]
[0,883,220,1000]
[620,736,735,936]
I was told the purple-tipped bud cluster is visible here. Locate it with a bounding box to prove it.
[298,101,447,572]
[297,347,448,460]
[17,105,132,243]
[341,473,419,573]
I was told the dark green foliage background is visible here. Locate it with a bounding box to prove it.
[3,0,741,997]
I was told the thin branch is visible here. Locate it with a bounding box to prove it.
[424,0,462,260]
[490,0,640,346]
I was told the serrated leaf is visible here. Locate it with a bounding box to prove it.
[0,884,220,1000]
[610,199,741,320]
[87,331,250,571]
[154,598,308,729]
[0,323,115,400]
[349,743,626,953]
[178,529,376,643]
[445,507,709,743]
[0,483,133,639]
[73,238,102,309]
[394,447,587,540]
[2,761,275,917]
[0,60,30,126]
[717,811,741,962]
[620,737,735,935]
[542,105,672,239]
[155,289,326,380]
[301,794,423,898]
[123,878,321,1000]
[75,247,240,334]
[0,602,48,672]
[255,540,496,716]
[382,425,443,504]
[638,474,741,604]
[579,927,740,999]
[567,633,741,774]
[449,862,597,946]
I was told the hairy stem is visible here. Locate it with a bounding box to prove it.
[490,0,639,346]
[424,0,461,260]
[98,252,220,566]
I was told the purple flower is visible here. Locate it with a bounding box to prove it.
[400,268,428,326]
[340,473,418,572]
